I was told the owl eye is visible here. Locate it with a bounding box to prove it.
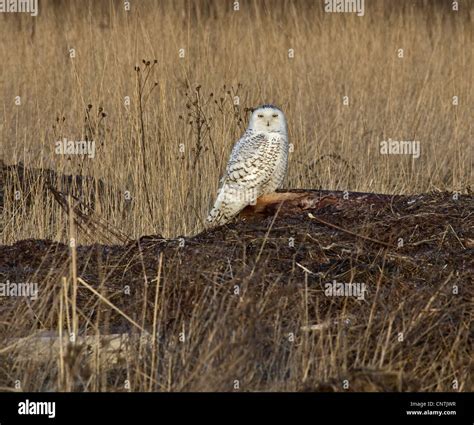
[257,114,264,118]
[272,114,278,118]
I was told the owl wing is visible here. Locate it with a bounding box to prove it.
[207,132,271,225]
[224,132,269,188]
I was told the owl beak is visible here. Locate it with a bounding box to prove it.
[266,121,270,127]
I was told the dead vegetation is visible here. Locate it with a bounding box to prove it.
[1,0,471,243]
[0,189,472,391]
[0,0,472,392]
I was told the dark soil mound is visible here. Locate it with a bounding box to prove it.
[0,191,472,391]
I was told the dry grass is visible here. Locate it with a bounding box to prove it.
[0,0,472,392]
[0,190,472,391]
[1,0,472,243]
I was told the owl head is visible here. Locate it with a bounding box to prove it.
[248,104,287,134]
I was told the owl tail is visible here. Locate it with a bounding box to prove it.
[206,194,233,226]
[206,207,228,226]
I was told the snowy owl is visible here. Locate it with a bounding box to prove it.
[207,104,289,225]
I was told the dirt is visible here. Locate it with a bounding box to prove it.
[0,187,472,391]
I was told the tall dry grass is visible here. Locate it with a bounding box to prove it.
[0,0,471,243]
[0,1,472,393]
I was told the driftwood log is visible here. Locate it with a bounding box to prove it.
[240,189,399,219]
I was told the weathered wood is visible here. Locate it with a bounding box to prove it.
[240,189,400,219]
[6,332,151,364]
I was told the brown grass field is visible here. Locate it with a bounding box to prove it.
[0,0,472,392]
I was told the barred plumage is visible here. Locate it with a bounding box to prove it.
[207,105,289,225]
